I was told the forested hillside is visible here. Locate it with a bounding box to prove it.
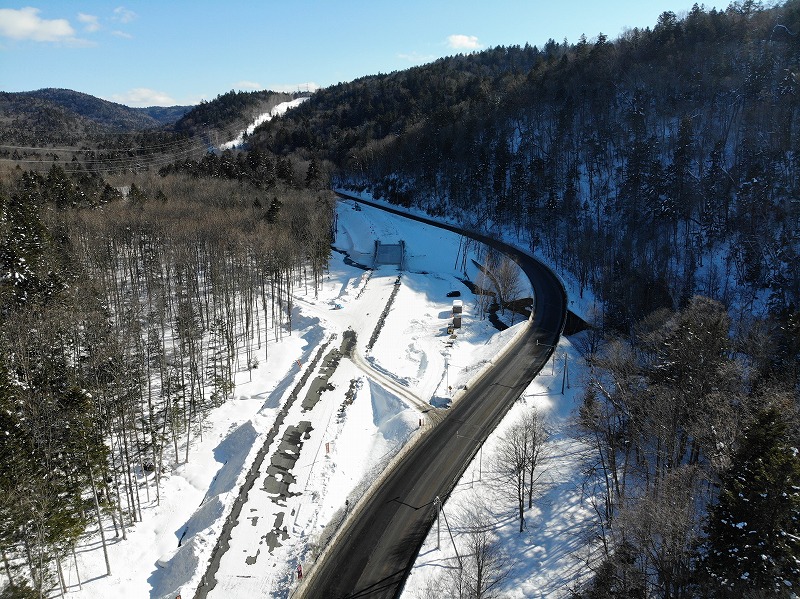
[0,89,312,177]
[2,2,800,597]
[23,88,190,129]
[0,89,190,147]
[255,1,799,328]
[173,89,309,140]
[247,2,800,596]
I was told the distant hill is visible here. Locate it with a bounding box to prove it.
[0,87,313,150]
[174,89,311,140]
[138,104,192,125]
[0,87,315,172]
[0,88,192,146]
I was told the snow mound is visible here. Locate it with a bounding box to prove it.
[370,379,415,440]
[150,534,202,599]
[149,421,260,597]
[209,421,258,495]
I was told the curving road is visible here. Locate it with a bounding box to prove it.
[297,192,568,598]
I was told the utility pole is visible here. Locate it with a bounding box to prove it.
[434,496,441,550]
[431,496,463,572]
[456,429,484,481]
[444,355,461,396]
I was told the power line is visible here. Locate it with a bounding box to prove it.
[0,147,204,174]
[0,131,219,175]
[0,128,213,155]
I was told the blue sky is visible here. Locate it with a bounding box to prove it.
[1,1,716,107]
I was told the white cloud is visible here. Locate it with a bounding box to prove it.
[0,7,75,42]
[112,6,137,23]
[447,34,482,50]
[110,87,176,107]
[234,80,263,91]
[111,30,132,39]
[78,13,100,33]
[398,51,437,64]
[267,82,320,93]
[234,81,322,94]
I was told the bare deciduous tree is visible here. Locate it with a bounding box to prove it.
[459,505,511,599]
[417,502,510,599]
[521,407,548,509]
[492,406,549,532]
[494,256,522,320]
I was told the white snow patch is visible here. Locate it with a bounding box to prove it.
[218,97,308,150]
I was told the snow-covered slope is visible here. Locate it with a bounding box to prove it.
[218,97,308,150]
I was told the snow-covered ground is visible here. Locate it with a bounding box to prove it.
[55,198,597,598]
[400,337,596,599]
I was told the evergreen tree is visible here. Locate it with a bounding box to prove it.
[0,186,55,307]
[702,406,800,596]
[305,157,320,188]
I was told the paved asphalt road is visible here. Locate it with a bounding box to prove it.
[297,193,568,598]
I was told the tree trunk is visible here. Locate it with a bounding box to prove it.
[72,546,82,590]
[56,554,66,595]
[2,549,15,589]
[88,460,111,576]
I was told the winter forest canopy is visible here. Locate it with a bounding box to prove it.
[1,1,800,597]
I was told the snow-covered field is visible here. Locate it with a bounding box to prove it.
[58,198,596,598]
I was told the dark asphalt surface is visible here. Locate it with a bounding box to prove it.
[296,193,568,599]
